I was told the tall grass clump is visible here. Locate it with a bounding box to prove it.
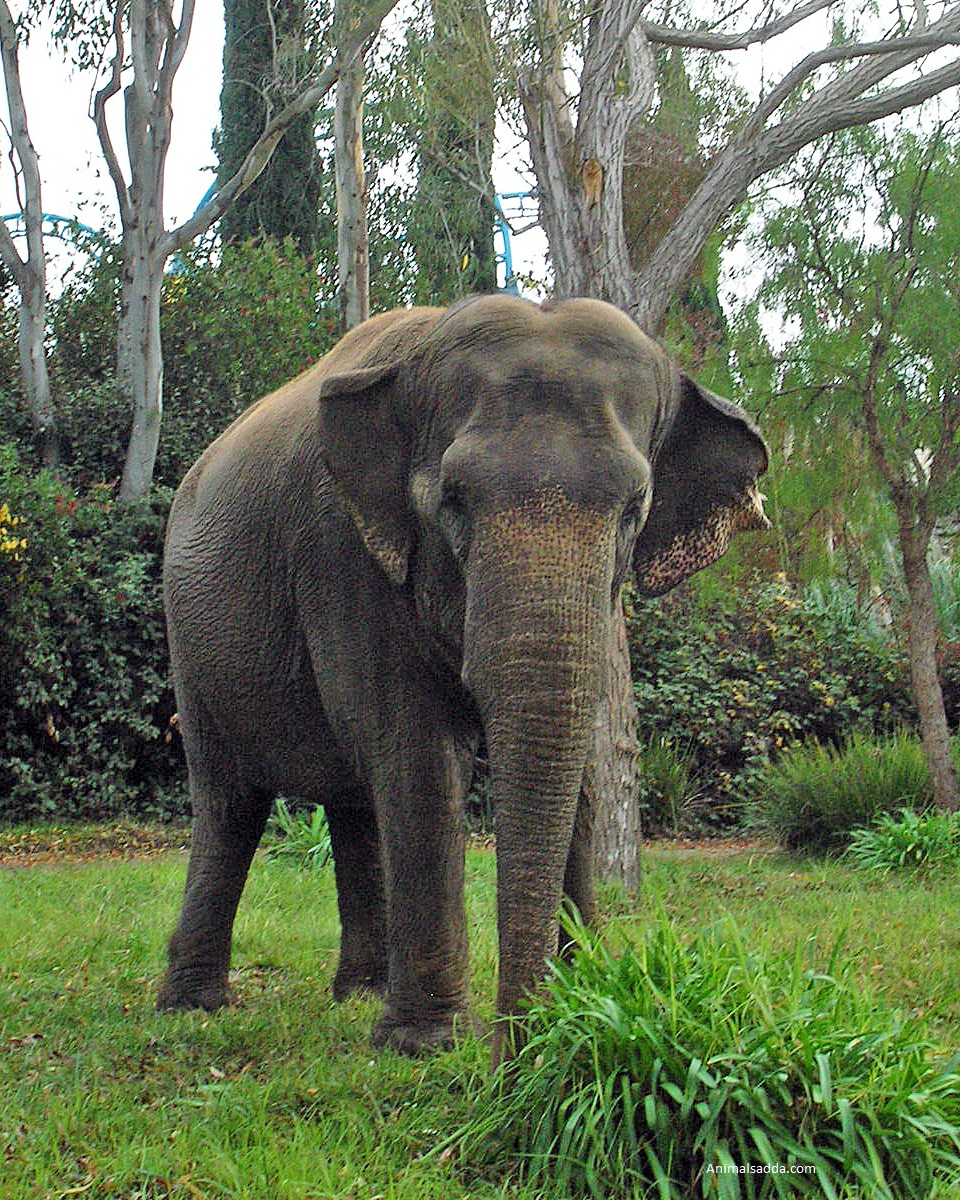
[456,916,960,1199]
[638,734,703,834]
[845,806,960,875]
[745,732,937,853]
[263,798,332,871]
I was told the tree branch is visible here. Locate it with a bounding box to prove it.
[92,1,131,225]
[0,0,31,289]
[641,0,836,51]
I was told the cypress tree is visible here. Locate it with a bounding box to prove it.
[217,0,322,253]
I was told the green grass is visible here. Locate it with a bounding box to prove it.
[1,838,959,1198]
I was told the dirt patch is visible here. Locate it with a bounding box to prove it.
[0,821,191,868]
[643,836,778,859]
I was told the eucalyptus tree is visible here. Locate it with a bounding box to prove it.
[409,0,497,301]
[734,126,960,810]
[45,0,400,500]
[334,0,369,331]
[0,0,57,466]
[520,0,960,332]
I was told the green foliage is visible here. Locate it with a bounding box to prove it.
[637,733,703,835]
[627,576,913,830]
[460,915,960,1199]
[0,443,184,821]
[745,732,953,854]
[844,807,960,875]
[156,239,338,488]
[264,798,332,872]
[728,124,960,586]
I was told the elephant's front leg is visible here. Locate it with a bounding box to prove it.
[369,719,476,1055]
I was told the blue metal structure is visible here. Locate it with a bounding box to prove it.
[1,211,100,242]
[494,190,537,295]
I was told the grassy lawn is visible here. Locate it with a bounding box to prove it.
[0,836,958,1199]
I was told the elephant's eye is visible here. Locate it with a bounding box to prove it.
[620,493,649,541]
[439,485,472,559]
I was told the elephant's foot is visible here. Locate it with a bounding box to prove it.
[372,1008,480,1055]
[156,969,233,1013]
[332,959,389,1003]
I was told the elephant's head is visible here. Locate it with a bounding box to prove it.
[314,296,768,1056]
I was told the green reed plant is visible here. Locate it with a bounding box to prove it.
[745,731,937,853]
[264,798,332,871]
[456,913,960,1199]
[844,806,960,875]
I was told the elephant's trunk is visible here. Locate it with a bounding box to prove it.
[463,488,614,1062]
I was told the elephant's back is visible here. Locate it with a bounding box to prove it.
[173,305,445,516]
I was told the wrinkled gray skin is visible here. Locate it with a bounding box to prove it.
[158,295,768,1062]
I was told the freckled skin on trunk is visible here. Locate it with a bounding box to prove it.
[463,490,616,1062]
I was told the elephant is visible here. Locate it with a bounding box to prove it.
[157,294,768,1063]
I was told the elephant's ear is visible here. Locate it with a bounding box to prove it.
[633,376,770,597]
[316,362,412,587]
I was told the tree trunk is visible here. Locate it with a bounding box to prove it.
[898,514,959,812]
[589,595,643,888]
[520,1,654,887]
[218,0,321,251]
[117,229,164,502]
[0,0,58,468]
[17,268,58,468]
[334,20,368,334]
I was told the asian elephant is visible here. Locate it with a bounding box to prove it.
[157,295,768,1062]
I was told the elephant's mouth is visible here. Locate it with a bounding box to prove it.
[635,483,770,597]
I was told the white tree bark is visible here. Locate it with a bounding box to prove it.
[0,0,57,467]
[335,0,369,333]
[92,0,401,500]
[523,0,960,333]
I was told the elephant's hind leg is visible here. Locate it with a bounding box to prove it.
[157,774,272,1012]
[326,800,388,1000]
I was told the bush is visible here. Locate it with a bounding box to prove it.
[744,732,955,854]
[627,574,915,831]
[0,444,184,821]
[458,916,960,1198]
[844,806,960,874]
[0,237,338,490]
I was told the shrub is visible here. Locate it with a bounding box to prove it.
[744,732,944,854]
[627,574,915,830]
[0,237,338,489]
[0,444,184,821]
[156,238,338,489]
[844,807,960,874]
[458,916,960,1199]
